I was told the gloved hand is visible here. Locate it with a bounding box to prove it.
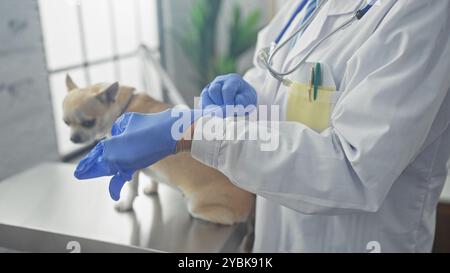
[75,74,258,201]
[200,73,257,111]
[74,107,225,201]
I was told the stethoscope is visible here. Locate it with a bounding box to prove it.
[257,0,378,85]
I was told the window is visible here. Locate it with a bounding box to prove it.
[38,0,161,157]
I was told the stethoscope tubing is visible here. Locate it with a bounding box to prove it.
[263,0,376,83]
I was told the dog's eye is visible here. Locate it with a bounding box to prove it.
[63,119,70,125]
[81,119,96,128]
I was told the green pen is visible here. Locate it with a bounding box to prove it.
[313,62,321,101]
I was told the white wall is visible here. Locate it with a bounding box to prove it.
[0,0,59,180]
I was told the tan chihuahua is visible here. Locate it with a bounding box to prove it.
[62,75,254,226]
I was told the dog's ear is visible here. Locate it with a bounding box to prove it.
[66,74,78,92]
[96,82,119,104]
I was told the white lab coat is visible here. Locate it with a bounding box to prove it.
[191,0,450,252]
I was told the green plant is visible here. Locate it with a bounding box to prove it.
[176,0,261,92]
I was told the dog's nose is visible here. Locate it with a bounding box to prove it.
[71,134,83,143]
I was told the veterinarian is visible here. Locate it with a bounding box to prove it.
[75,0,450,252]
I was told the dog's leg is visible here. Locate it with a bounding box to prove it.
[239,206,255,253]
[114,171,139,212]
[143,178,159,195]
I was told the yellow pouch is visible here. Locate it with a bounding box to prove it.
[286,82,337,132]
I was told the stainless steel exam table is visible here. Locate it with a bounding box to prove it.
[0,163,245,253]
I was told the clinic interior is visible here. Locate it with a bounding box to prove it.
[0,0,449,253]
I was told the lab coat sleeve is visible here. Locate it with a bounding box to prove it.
[191,0,450,214]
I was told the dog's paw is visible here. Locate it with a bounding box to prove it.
[114,183,137,212]
[239,232,255,253]
[114,200,134,212]
[143,181,159,195]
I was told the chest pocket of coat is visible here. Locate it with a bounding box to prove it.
[285,62,342,132]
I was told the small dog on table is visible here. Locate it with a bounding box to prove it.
[62,75,255,244]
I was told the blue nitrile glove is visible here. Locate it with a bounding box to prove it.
[200,74,257,111]
[74,107,225,201]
